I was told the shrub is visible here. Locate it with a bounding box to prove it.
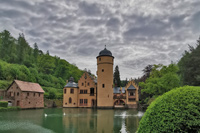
[0,101,8,107]
[0,106,20,112]
[137,86,200,133]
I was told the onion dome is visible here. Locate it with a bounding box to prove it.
[64,77,78,88]
[97,45,114,58]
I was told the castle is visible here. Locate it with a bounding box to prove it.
[63,47,139,108]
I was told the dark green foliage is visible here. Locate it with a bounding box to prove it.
[139,64,180,96]
[0,106,20,112]
[121,78,128,87]
[137,86,200,133]
[113,65,121,87]
[178,37,200,86]
[0,80,12,90]
[0,101,8,107]
[48,90,57,99]
[0,29,84,99]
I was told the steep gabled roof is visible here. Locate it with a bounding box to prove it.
[127,84,136,90]
[13,80,45,93]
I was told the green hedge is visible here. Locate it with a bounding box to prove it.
[0,106,20,112]
[137,86,200,133]
[0,101,8,107]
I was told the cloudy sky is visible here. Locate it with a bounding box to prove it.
[0,0,200,79]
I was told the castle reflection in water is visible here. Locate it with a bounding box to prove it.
[62,108,140,133]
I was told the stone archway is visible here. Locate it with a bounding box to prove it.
[114,99,125,106]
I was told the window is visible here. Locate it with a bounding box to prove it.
[90,88,94,95]
[88,82,90,86]
[34,93,35,97]
[129,92,135,96]
[70,89,74,94]
[39,93,40,97]
[14,92,15,96]
[17,92,19,96]
[82,83,84,86]
[69,97,72,104]
[102,84,105,88]
[80,90,83,94]
[102,69,104,72]
[29,102,31,104]
[80,99,83,104]
[99,58,101,61]
[27,92,29,96]
[84,90,87,94]
[84,99,88,105]
[64,89,66,94]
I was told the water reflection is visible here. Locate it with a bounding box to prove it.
[0,108,142,133]
[62,109,141,133]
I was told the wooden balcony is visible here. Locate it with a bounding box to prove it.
[128,96,136,99]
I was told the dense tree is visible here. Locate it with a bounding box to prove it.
[113,65,121,87]
[139,64,180,97]
[0,30,84,99]
[33,43,39,62]
[178,37,200,86]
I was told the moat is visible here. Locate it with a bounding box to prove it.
[0,108,143,133]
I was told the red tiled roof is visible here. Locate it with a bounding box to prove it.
[14,80,45,93]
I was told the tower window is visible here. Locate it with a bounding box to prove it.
[102,84,105,88]
[102,69,104,72]
[70,89,74,94]
[99,58,101,61]
[64,89,66,94]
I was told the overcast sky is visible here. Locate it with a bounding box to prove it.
[0,0,200,79]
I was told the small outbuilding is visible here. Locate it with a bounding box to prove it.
[6,80,45,109]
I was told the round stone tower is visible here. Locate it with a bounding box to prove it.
[96,46,114,108]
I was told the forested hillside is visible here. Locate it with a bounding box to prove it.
[178,37,200,86]
[0,30,84,98]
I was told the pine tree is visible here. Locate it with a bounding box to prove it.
[113,65,121,87]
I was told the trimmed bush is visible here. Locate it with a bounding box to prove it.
[0,106,20,112]
[137,86,200,133]
[0,101,8,107]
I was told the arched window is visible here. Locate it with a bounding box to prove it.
[69,97,72,104]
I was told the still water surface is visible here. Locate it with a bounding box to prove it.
[0,108,143,133]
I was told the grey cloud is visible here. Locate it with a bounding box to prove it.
[78,1,101,16]
[0,0,199,79]
[191,11,200,31]
[106,17,120,27]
